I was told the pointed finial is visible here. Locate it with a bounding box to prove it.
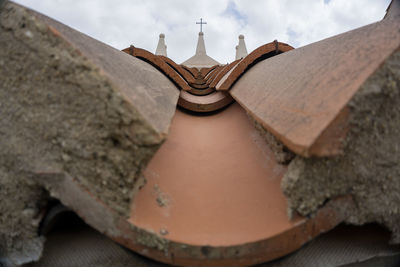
[195,31,206,55]
[155,33,167,57]
[235,34,248,60]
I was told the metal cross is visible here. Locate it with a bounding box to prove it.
[196,18,207,32]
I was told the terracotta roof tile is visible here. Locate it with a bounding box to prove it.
[126,103,354,266]
[4,2,398,266]
[200,65,218,78]
[215,61,240,89]
[216,41,294,91]
[189,79,208,88]
[231,19,400,157]
[205,65,225,85]
[121,47,235,112]
[185,87,215,96]
[177,90,233,112]
[122,46,191,91]
[182,65,200,78]
[121,46,238,112]
[209,59,241,88]
[158,55,196,84]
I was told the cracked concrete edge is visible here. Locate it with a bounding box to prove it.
[32,172,171,256]
[282,48,400,243]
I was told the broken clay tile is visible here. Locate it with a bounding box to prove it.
[1,0,180,213]
[122,46,191,91]
[3,1,399,266]
[282,48,400,244]
[34,17,179,137]
[158,55,196,84]
[33,167,353,267]
[127,103,353,266]
[216,41,294,91]
[230,18,400,157]
[31,103,354,266]
[209,59,241,88]
[0,1,179,262]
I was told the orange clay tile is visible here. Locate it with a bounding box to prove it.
[158,55,196,84]
[209,59,241,88]
[190,80,209,89]
[177,90,233,112]
[216,41,294,91]
[121,47,229,109]
[122,46,191,91]
[128,103,353,266]
[186,87,215,96]
[204,66,219,80]
[205,65,224,84]
[182,65,200,78]
[200,65,218,78]
[308,107,350,156]
[230,18,400,157]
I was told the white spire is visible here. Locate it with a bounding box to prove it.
[181,31,220,69]
[235,34,248,60]
[155,33,167,57]
[195,32,206,55]
[235,45,239,60]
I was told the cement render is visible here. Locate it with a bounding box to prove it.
[282,49,400,243]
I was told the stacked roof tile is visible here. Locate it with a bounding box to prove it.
[1,0,400,266]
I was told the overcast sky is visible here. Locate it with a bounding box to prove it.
[14,0,390,64]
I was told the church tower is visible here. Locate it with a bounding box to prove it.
[181,18,220,69]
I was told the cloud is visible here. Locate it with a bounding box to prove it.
[223,1,247,27]
[14,0,390,64]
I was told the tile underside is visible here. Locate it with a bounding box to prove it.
[129,103,300,246]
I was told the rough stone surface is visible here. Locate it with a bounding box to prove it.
[282,50,400,243]
[0,166,47,266]
[0,1,178,265]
